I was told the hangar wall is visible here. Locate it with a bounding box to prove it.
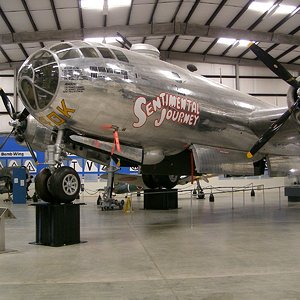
[170,59,291,107]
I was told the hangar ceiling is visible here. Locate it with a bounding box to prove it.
[0,0,299,70]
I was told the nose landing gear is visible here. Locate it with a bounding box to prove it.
[34,129,81,204]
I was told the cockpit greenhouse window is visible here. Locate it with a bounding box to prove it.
[97,47,115,59]
[57,49,81,60]
[18,50,59,111]
[111,49,129,63]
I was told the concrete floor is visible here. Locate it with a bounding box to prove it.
[1,189,300,299]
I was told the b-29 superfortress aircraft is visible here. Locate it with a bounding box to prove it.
[0,39,299,203]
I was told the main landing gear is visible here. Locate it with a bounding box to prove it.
[142,174,179,189]
[35,166,80,204]
[35,129,81,204]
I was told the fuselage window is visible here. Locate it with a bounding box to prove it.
[97,47,115,59]
[111,49,129,63]
[57,49,81,60]
[81,47,99,58]
[50,43,72,52]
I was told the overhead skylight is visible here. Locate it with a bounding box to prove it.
[249,1,274,13]
[84,37,119,44]
[81,0,102,10]
[81,0,131,10]
[217,38,255,47]
[238,40,254,47]
[217,38,237,46]
[274,4,298,14]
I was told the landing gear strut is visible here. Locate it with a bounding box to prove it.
[35,129,81,204]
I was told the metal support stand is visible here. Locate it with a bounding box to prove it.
[209,191,214,202]
[144,189,178,209]
[0,208,16,253]
[31,203,85,247]
[98,158,123,210]
[284,185,300,202]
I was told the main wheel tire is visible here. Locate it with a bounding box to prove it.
[35,168,53,203]
[142,174,158,189]
[156,175,179,189]
[49,166,80,203]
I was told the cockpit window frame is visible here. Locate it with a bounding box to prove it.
[111,49,129,63]
[18,49,60,112]
[57,49,81,60]
[80,47,99,58]
[97,47,115,59]
[50,43,73,52]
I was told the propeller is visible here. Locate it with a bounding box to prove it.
[116,32,132,49]
[0,88,16,119]
[249,43,299,89]
[0,87,38,164]
[247,43,300,159]
[0,128,15,150]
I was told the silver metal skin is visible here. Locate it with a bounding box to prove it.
[17,41,300,177]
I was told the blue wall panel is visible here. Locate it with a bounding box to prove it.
[0,136,138,178]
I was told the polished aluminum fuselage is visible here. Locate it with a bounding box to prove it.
[18,42,300,175]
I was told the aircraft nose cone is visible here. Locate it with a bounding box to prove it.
[18,50,59,111]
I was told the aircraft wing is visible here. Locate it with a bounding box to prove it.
[101,173,146,188]
[101,173,213,188]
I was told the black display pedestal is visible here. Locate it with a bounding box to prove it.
[31,203,85,247]
[144,189,178,210]
[285,186,300,202]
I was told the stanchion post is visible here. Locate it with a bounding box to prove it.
[263,185,265,207]
[278,187,281,209]
[190,190,193,229]
[243,189,245,207]
[231,187,234,210]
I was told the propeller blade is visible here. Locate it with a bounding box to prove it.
[249,43,299,89]
[0,88,16,119]
[116,32,132,48]
[247,96,300,158]
[116,39,130,50]
[23,137,38,165]
[0,128,15,150]
[17,108,30,122]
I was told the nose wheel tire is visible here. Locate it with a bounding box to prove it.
[48,166,80,203]
[35,168,53,202]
